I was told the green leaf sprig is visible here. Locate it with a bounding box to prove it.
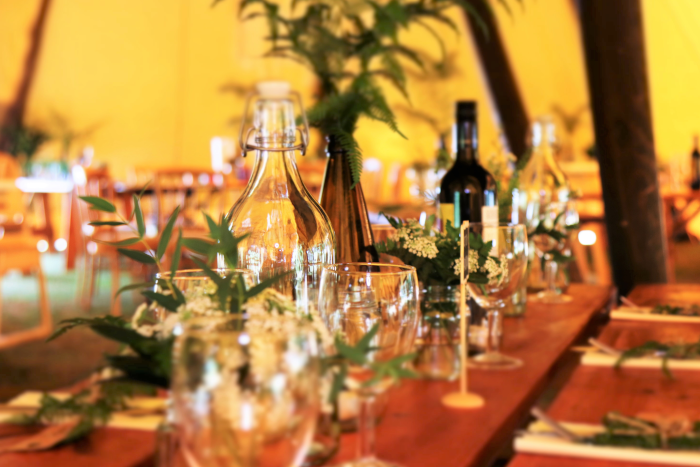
[326,324,416,404]
[614,339,700,380]
[530,210,578,266]
[650,304,700,317]
[586,412,700,450]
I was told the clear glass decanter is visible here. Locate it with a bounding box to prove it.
[226,81,335,309]
[514,116,572,293]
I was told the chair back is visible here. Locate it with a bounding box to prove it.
[0,153,26,234]
[151,168,222,229]
[361,158,385,204]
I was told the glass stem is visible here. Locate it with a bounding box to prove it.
[357,393,377,461]
[545,260,559,294]
[485,309,501,356]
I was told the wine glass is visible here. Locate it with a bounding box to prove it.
[529,201,578,304]
[466,223,528,370]
[318,263,420,467]
[172,315,320,467]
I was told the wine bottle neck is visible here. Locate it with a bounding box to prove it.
[455,119,478,164]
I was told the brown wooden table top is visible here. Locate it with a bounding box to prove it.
[0,284,613,467]
[509,284,700,467]
[326,284,612,467]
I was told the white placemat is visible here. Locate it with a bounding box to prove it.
[581,351,700,370]
[0,391,163,431]
[610,306,700,324]
[515,420,700,466]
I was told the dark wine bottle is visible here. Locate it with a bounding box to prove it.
[691,135,700,191]
[438,101,498,229]
[318,135,379,262]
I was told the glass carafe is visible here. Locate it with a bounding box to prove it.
[514,116,572,292]
[226,81,335,310]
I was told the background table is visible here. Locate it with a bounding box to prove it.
[509,284,700,467]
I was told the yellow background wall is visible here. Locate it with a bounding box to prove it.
[0,0,498,181]
[2,0,699,180]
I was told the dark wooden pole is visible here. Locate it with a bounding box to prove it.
[0,0,52,148]
[580,0,668,294]
[465,2,529,158]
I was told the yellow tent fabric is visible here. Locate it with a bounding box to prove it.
[2,0,699,180]
[0,0,498,180]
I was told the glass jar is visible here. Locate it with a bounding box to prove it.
[227,81,335,310]
[414,284,460,380]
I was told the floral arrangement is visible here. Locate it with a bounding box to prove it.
[22,194,413,443]
[375,214,506,287]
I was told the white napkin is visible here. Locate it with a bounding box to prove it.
[0,391,164,431]
[581,351,700,370]
[515,420,700,466]
[610,307,700,324]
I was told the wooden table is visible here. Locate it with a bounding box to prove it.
[0,284,613,467]
[509,284,700,467]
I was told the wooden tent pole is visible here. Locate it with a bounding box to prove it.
[464,2,529,159]
[579,0,668,294]
[0,0,52,149]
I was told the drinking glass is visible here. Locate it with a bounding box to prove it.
[172,315,320,467]
[467,223,528,370]
[529,201,578,304]
[318,263,420,467]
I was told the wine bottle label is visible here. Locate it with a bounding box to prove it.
[481,205,499,225]
[482,205,499,247]
[439,203,455,229]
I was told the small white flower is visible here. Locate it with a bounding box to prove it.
[468,250,479,273]
[405,236,438,259]
[453,258,462,276]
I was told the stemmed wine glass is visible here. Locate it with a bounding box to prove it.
[529,201,578,304]
[318,263,420,467]
[172,315,320,467]
[466,223,528,370]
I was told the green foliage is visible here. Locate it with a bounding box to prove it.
[375,213,499,286]
[326,324,417,403]
[650,304,700,317]
[375,214,460,285]
[585,412,700,450]
[530,210,578,266]
[41,195,418,443]
[18,387,132,443]
[1,123,50,159]
[230,0,507,186]
[615,338,700,380]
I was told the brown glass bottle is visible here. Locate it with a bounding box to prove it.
[319,135,379,262]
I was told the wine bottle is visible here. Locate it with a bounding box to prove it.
[318,135,379,262]
[691,135,700,191]
[438,101,498,229]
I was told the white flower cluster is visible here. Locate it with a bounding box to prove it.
[392,219,424,243]
[392,219,439,259]
[405,236,439,259]
[453,250,508,285]
[453,258,462,277]
[131,301,179,340]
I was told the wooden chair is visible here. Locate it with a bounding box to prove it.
[0,153,52,349]
[151,168,220,230]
